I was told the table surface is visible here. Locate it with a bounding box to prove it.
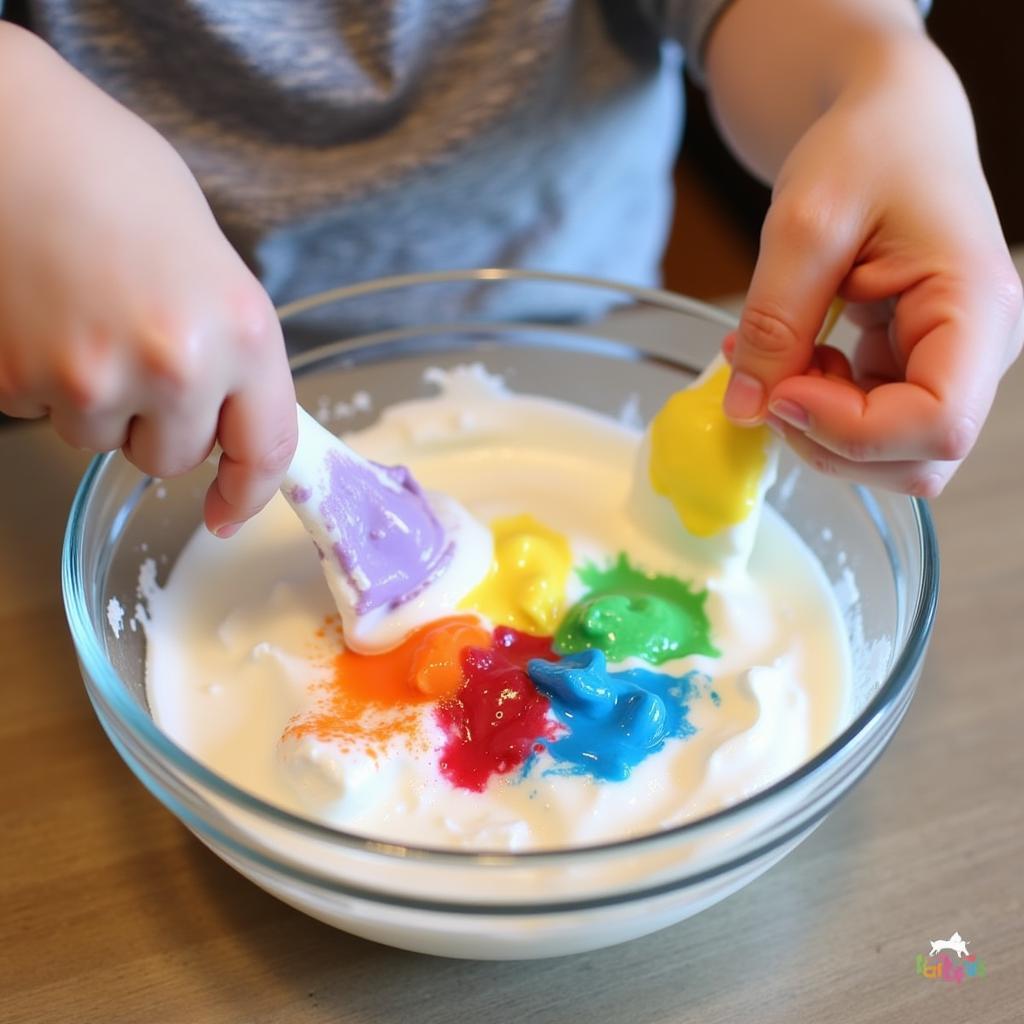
[2,307,1022,1024]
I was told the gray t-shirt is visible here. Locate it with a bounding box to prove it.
[3,2,928,323]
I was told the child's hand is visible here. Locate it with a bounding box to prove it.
[709,3,1023,497]
[0,25,296,537]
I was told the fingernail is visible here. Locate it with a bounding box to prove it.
[215,522,241,539]
[723,372,765,422]
[765,414,787,438]
[768,398,810,432]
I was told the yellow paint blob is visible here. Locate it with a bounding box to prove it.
[648,364,771,537]
[461,514,571,634]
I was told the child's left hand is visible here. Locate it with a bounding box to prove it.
[709,2,1023,497]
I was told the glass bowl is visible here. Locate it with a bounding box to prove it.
[62,269,938,960]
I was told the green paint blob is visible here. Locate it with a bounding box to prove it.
[555,553,719,664]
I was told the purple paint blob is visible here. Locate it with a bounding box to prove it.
[319,452,451,613]
[289,484,313,504]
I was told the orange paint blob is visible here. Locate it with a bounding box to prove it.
[335,615,490,704]
[283,615,490,758]
[411,618,492,697]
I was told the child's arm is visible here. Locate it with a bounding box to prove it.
[705,0,1022,496]
[0,23,296,536]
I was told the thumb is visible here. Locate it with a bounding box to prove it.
[725,196,857,423]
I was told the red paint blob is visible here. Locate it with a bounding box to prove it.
[435,627,561,792]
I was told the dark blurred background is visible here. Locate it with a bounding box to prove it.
[666,4,1024,299]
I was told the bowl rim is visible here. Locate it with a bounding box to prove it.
[62,267,939,866]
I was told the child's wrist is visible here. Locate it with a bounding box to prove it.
[835,30,957,113]
[825,30,978,174]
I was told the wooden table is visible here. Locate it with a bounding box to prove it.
[2,318,1021,1024]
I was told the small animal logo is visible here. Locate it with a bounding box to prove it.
[929,931,970,959]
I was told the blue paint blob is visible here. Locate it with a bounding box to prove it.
[526,649,699,781]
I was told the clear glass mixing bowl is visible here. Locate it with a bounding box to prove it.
[62,270,938,959]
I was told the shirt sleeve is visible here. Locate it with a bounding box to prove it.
[640,0,934,83]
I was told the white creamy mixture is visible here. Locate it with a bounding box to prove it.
[143,367,851,851]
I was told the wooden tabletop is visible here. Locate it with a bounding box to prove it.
[2,320,1021,1024]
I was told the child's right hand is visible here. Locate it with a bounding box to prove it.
[0,24,296,538]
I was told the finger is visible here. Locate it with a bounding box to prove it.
[766,274,1013,463]
[203,342,297,537]
[0,354,46,418]
[45,343,131,450]
[725,192,861,423]
[0,395,47,419]
[49,409,131,452]
[767,416,957,498]
[35,333,130,441]
[767,373,976,464]
[123,402,220,478]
